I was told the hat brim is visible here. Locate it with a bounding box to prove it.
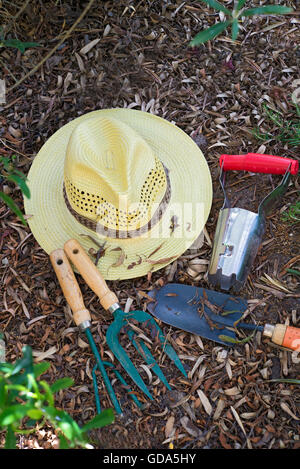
[24,109,212,280]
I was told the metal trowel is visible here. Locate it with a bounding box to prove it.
[147,284,300,350]
[147,283,249,346]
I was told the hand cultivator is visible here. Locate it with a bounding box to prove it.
[50,249,142,415]
[51,239,187,414]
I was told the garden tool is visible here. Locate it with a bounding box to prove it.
[208,153,299,291]
[63,239,187,401]
[50,249,142,415]
[147,283,300,351]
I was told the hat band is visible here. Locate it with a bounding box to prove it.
[63,168,171,239]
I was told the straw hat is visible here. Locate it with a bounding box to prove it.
[24,109,212,279]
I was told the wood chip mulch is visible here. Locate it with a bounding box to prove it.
[0,0,299,449]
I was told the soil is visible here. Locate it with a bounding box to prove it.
[0,0,299,450]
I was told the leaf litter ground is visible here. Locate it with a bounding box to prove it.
[0,0,299,449]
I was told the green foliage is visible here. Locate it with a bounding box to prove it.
[286,268,300,277]
[189,0,293,46]
[0,155,30,225]
[281,201,300,224]
[253,103,300,147]
[218,331,255,345]
[0,29,40,54]
[0,345,114,449]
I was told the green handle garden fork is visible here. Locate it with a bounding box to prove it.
[63,239,187,400]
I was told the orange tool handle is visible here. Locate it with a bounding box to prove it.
[50,249,91,327]
[64,239,119,311]
[282,326,300,351]
[271,324,300,351]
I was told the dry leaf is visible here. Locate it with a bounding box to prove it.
[213,398,226,420]
[75,52,85,72]
[149,408,169,418]
[124,297,133,313]
[127,323,153,344]
[219,432,231,449]
[230,406,246,436]
[224,387,240,396]
[146,256,177,265]
[139,364,152,384]
[32,346,57,362]
[148,243,164,258]
[165,416,175,438]
[137,291,155,301]
[127,255,142,269]
[80,38,100,55]
[103,24,111,37]
[20,297,30,319]
[9,267,31,293]
[110,248,125,268]
[180,416,201,438]
[225,360,232,380]
[78,337,89,348]
[262,274,291,293]
[197,389,213,416]
[280,402,299,420]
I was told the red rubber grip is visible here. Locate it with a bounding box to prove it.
[220,153,299,175]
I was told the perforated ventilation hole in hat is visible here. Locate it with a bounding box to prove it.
[65,157,167,229]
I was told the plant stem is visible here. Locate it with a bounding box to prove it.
[7,0,97,92]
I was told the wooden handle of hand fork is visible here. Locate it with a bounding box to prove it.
[50,249,91,328]
[64,239,119,312]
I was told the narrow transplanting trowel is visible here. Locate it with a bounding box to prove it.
[146,284,300,351]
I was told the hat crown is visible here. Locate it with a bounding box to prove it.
[64,116,168,232]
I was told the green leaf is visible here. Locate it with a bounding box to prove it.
[221,309,241,316]
[0,381,6,408]
[25,419,38,428]
[218,331,255,344]
[39,380,54,406]
[0,156,11,170]
[243,6,293,17]
[5,383,33,394]
[81,409,115,432]
[58,417,82,441]
[27,408,43,420]
[11,346,33,376]
[7,174,30,199]
[5,425,16,449]
[200,0,231,15]
[0,363,15,374]
[287,269,300,277]
[0,191,27,226]
[44,407,82,441]
[268,379,300,385]
[50,377,74,393]
[189,20,231,46]
[0,404,32,425]
[59,434,70,449]
[231,19,239,40]
[236,0,247,11]
[2,39,41,54]
[33,362,51,378]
